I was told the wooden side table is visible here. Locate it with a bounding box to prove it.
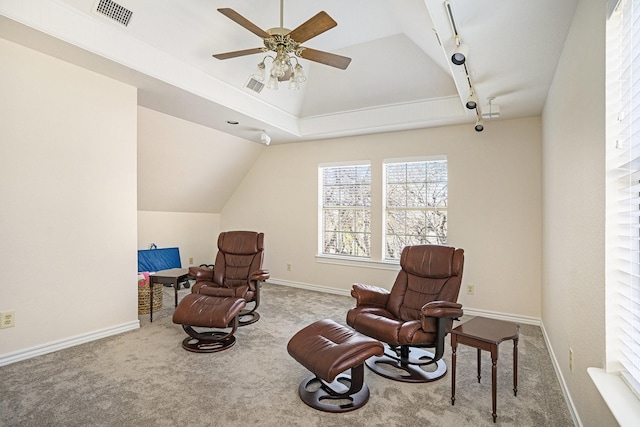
[149,268,189,322]
[450,316,519,423]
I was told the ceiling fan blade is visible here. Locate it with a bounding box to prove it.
[287,11,337,44]
[299,48,352,70]
[213,48,264,60]
[218,8,270,39]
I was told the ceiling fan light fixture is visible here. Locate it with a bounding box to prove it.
[294,63,306,83]
[288,77,300,90]
[271,50,291,78]
[267,75,279,90]
[214,5,350,94]
[252,60,266,81]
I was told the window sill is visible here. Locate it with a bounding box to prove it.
[588,367,640,426]
[315,254,401,271]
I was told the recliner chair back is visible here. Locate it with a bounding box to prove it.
[386,245,464,322]
[213,231,265,289]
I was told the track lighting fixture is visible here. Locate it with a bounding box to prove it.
[466,90,478,110]
[261,131,271,145]
[446,1,489,133]
[451,38,469,66]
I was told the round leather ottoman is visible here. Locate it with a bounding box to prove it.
[287,318,383,412]
[172,294,246,353]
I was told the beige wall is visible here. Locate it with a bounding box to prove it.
[222,117,542,319]
[0,39,138,357]
[137,106,265,213]
[137,211,220,267]
[541,0,614,425]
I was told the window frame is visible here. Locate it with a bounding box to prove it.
[382,156,448,261]
[317,161,372,259]
[592,0,640,420]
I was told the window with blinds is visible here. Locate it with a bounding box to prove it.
[319,164,371,257]
[384,159,448,260]
[607,0,640,397]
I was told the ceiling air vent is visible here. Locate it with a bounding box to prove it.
[245,77,265,94]
[95,0,133,27]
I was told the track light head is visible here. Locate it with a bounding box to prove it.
[451,43,469,65]
[474,118,484,132]
[261,131,271,145]
[466,91,478,110]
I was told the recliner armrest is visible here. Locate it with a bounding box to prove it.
[189,266,214,282]
[421,301,463,318]
[249,269,270,282]
[351,283,390,308]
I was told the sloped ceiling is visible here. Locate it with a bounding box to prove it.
[0,0,578,144]
[0,0,578,213]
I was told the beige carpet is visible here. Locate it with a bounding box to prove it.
[0,284,574,426]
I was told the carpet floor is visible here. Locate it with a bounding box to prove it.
[0,283,574,426]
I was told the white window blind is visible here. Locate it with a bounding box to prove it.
[608,0,640,396]
[319,164,371,257]
[384,159,448,260]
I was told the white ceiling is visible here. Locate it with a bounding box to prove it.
[0,0,579,145]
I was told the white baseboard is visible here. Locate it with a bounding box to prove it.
[0,320,140,367]
[539,322,581,427]
[268,278,540,325]
[267,278,352,297]
[462,307,541,326]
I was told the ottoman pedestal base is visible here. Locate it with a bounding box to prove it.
[287,319,383,413]
[172,294,246,353]
[298,363,371,413]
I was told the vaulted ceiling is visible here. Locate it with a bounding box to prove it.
[1,0,579,145]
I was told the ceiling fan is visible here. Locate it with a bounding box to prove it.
[212,0,351,88]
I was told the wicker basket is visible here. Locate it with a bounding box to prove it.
[138,279,163,315]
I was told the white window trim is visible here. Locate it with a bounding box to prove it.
[317,161,372,258]
[315,253,400,271]
[592,0,640,423]
[588,368,640,426]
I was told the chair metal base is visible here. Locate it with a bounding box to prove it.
[297,364,370,413]
[365,344,447,383]
[237,308,260,326]
[180,325,237,353]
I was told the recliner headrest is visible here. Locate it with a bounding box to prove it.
[400,245,462,278]
[218,231,264,255]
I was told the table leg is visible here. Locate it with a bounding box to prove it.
[491,346,498,423]
[514,337,519,396]
[477,348,482,383]
[174,280,178,307]
[149,281,154,323]
[451,337,457,406]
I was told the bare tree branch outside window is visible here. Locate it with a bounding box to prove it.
[384,160,447,260]
[321,165,371,257]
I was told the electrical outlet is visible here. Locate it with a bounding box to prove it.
[189,257,194,265]
[287,263,292,271]
[569,347,574,372]
[0,311,15,329]
[466,284,474,295]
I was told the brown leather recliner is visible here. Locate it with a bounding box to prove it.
[346,244,464,382]
[188,231,270,326]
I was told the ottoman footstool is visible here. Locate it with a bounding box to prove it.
[287,319,384,412]
[172,293,246,353]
